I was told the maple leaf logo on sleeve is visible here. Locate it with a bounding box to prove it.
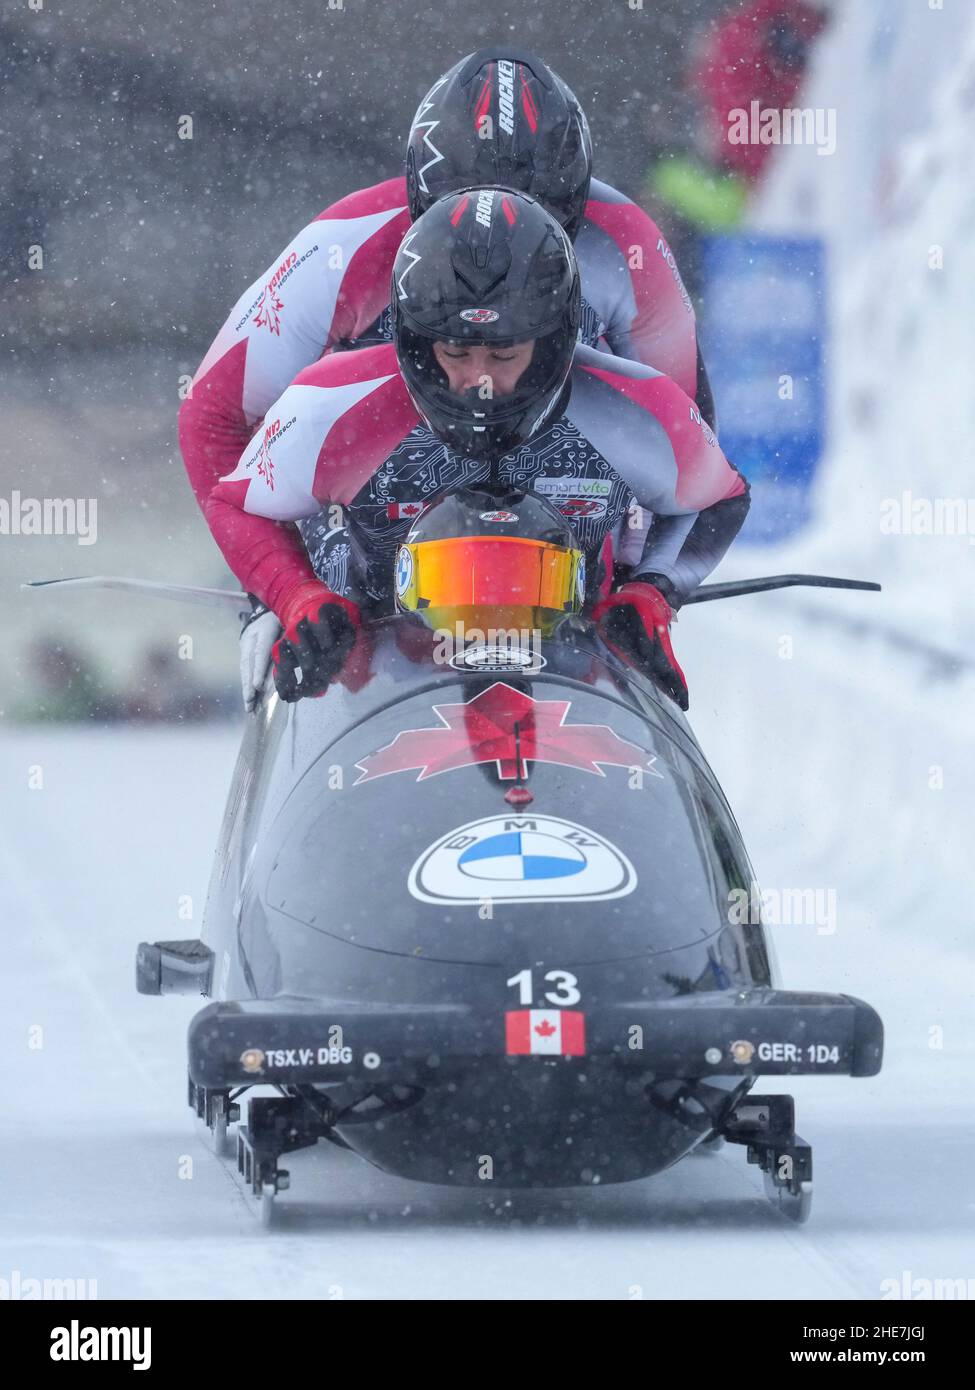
[254,284,284,336]
[354,683,662,784]
[254,420,280,490]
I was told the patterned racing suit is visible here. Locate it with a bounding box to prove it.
[204,343,747,621]
[179,175,715,573]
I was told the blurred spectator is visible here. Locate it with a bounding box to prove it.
[123,644,234,723]
[15,636,119,722]
[11,634,237,724]
[694,0,830,184]
[645,0,830,297]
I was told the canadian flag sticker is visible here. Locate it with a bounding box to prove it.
[505,1010,586,1057]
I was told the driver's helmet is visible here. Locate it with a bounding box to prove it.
[395,486,585,638]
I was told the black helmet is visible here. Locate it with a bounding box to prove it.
[406,47,593,242]
[395,486,585,639]
[392,187,581,460]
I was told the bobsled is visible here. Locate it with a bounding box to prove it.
[122,576,883,1224]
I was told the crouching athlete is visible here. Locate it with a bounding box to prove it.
[205,189,749,711]
[179,48,716,706]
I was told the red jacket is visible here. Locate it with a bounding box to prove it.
[694,0,828,182]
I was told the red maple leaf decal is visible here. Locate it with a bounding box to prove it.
[254,424,279,491]
[354,682,658,784]
[534,1019,557,1037]
[254,284,284,336]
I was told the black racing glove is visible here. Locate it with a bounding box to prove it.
[271,582,360,703]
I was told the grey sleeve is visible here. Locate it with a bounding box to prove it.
[634,488,751,605]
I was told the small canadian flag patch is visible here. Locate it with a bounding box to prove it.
[386,501,425,520]
[505,1010,586,1056]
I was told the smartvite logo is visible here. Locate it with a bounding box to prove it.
[50,1320,151,1371]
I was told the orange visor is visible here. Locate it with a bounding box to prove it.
[396,536,584,630]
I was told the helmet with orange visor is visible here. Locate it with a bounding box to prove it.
[394,487,585,639]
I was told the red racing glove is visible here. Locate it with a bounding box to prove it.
[592,580,689,710]
[272,581,361,703]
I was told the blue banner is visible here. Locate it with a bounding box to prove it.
[700,234,827,543]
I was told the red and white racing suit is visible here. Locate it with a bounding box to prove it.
[179,175,711,554]
[204,343,747,623]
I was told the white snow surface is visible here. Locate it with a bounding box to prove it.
[748,0,975,657]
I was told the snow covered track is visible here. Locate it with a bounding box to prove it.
[2,600,971,1299]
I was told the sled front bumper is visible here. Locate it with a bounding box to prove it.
[188,988,883,1088]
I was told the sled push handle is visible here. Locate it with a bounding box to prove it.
[24,573,881,611]
[684,574,881,604]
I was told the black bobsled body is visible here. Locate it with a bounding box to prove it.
[174,618,881,1193]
